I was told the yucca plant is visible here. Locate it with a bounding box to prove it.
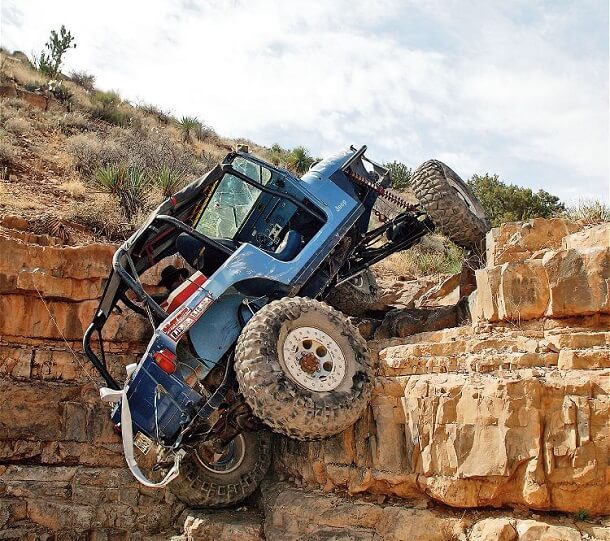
[288,146,315,174]
[178,116,200,144]
[155,166,185,196]
[95,165,149,220]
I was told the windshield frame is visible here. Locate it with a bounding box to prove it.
[193,155,275,240]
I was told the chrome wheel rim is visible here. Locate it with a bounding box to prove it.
[282,326,346,392]
[194,434,246,474]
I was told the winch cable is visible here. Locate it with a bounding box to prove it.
[29,268,99,387]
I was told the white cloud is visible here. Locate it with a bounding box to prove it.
[1,0,607,203]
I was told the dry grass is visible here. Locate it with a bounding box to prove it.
[60,180,87,199]
[63,192,132,240]
[561,199,610,225]
[4,116,31,136]
[375,234,466,278]
[66,133,124,176]
[0,138,18,166]
[55,111,92,134]
[0,52,47,87]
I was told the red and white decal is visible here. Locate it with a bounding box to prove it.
[162,295,214,342]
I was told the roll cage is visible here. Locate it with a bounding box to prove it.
[83,146,434,390]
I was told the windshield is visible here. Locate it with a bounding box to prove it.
[195,156,272,239]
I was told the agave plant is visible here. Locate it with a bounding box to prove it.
[178,115,200,144]
[95,165,149,220]
[155,166,185,196]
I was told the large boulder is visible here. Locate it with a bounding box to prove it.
[486,218,582,266]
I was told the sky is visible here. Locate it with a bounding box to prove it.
[1,0,608,203]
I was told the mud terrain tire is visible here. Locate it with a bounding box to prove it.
[411,160,490,249]
[326,269,379,316]
[169,430,271,508]
[234,297,373,440]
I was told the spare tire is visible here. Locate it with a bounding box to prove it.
[411,160,490,250]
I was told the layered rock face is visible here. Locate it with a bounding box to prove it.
[177,483,609,541]
[276,219,610,519]
[1,218,609,540]
[0,229,183,538]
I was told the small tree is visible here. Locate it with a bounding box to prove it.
[37,25,76,78]
[384,160,411,189]
[467,173,565,226]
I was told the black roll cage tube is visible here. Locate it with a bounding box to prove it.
[83,164,325,390]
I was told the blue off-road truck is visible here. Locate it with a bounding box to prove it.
[84,145,488,507]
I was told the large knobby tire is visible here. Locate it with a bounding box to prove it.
[169,430,271,508]
[234,297,373,440]
[411,160,490,250]
[325,269,379,316]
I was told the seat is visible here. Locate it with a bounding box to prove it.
[274,230,302,261]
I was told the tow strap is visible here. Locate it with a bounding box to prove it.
[100,365,184,488]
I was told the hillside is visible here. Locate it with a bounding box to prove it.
[0,49,292,244]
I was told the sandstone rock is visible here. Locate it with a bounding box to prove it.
[469,518,517,541]
[418,267,477,308]
[557,348,610,369]
[18,89,51,110]
[543,247,610,318]
[497,259,550,320]
[515,520,581,541]
[372,276,439,310]
[278,368,610,514]
[563,222,610,251]
[486,218,582,266]
[180,510,265,541]
[262,483,468,541]
[0,215,30,231]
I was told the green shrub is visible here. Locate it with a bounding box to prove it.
[36,25,76,77]
[384,160,411,189]
[48,80,73,104]
[574,509,590,522]
[288,146,315,174]
[154,166,186,196]
[91,90,130,127]
[468,173,565,226]
[69,70,95,91]
[24,81,44,92]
